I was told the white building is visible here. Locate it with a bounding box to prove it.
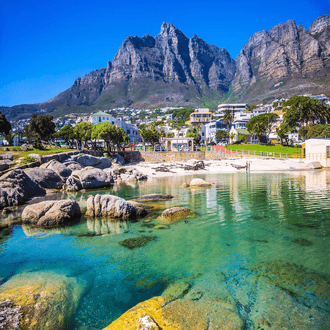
[88,111,140,143]
[217,104,248,117]
[200,121,217,143]
[305,138,330,167]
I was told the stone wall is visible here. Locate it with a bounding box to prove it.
[121,151,225,163]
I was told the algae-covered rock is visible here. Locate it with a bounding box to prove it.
[159,207,191,224]
[128,201,153,218]
[291,237,313,246]
[136,194,174,202]
[181,183,190,188]
[119,236,157,249]
[190,178,212,188]
[0,271,84,330]
[162,282,191,303]
[103,296,244,330]
[154,225,170,229]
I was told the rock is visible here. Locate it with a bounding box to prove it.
[65,176,82,192]
[71,168,111,189]
[181,183,190,188]
[103,296,244,330]
[21,200,81,227]
[119,236,157,249]
[41,160,72,178]
[0,160,15,171]
[86,194,138,219]
[20,144,28,151]
[0,299,21,330]
[291,237,313,246]
[24,167,63,189]
[27,153,42,162]
[308,161,322,169]
[0,154,14,160]
[136,194,174,202]
[159,207,191,224]
[190,178,212,188]
[0,169,45,209]
[0,271,84,330]
[112,154,126,165]
[63,161,83,171]
[74,154,112,169]
[154,224,170,229]
[128,201,152,218]
[162,282,191,303]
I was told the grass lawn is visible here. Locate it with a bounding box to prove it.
[0,147,74,160]
[225,144,302,157]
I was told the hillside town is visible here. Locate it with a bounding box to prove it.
[3,93,330,149]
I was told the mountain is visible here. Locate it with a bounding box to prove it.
[2,15,330,121]
[227,15,330,103]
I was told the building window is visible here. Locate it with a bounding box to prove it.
[99,117,101,123]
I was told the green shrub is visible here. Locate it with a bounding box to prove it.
[21,156,36,165]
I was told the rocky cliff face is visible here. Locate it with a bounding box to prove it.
[231,15,330,97]
[2,16,330,121]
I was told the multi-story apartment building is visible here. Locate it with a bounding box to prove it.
[217,104,248,117]
[190,108,212,125]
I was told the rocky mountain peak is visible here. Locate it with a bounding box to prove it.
[308,14,330,36]
[159,22,182,37]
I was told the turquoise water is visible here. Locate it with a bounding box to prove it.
[1,171,330,329]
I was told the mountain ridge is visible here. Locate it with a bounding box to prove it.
[2,16,330,121]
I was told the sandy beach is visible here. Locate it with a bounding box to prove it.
[125,157,313,178]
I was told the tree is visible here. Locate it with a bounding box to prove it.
[0,112,11,135]
[215,130,228,143]
[306,124,330,139]
[186,126,201,144]
[166,132,174,138]
[140,128,160,147]
[223,110,233,140]
[26,114,56,142]
[246,113,277,144]
[73,122,93,149]
[283,95,320,128]
[298,126,309,141]
[277,122,292,145]
[53,126,75,147]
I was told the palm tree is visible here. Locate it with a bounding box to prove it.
[223,110,234,143]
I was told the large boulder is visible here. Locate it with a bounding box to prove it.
[71,168,111,189]
[65,176,82,192]
[74,154,112,169]
[0,271,84,330]
[103,296,244,330]
[0,154,14,160]
[159,207,191,224]
[0,159,15,171]
[41,159,72,178]
[0,169,45,209]
[112,154,125,165]
[21,200,81,227]
[24,167,63,189]
[136,194,174,202]
[86,194,137,219]
[190,178,212,188]
[308,161,322,169]
[66,162,83,171]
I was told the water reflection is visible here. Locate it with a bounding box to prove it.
[86,218,129,236]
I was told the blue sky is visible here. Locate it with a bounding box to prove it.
[0,0,329,107]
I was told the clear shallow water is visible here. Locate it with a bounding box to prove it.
[1,170,330,329]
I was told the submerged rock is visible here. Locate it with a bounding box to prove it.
[190,178,212,188]
[0,271,84,330]
[103,296,244,330]
[159,207,191,224]
[0,169,45,209]
[86,194,137,219]
[291,237,313,246]
[24,167,63,189]
[119,236,157,249]
[181,183,190,188]
[21,200,81,227]
[136,194,174,202]
[0,299,21,330]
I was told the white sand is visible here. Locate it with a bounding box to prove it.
[126,158,312,178]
